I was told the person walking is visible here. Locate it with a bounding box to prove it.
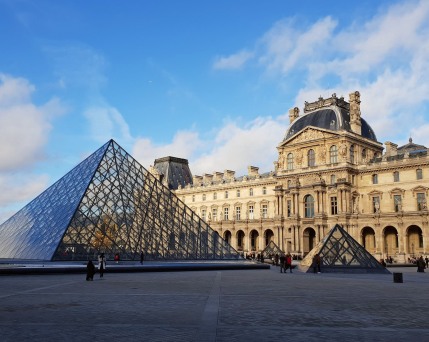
[140,251,144,265]
[285,253,293,273]
[279,254,286,273]
[417,256,426,272]
[313,253,321,273]
[98,253,106,278]
[86,260,95,281]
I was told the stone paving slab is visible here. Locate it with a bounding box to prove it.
[0,265,428,341]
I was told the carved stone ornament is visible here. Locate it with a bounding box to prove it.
[295,151,303,165]
[291,129,325,144]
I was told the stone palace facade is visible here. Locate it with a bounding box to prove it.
[152,92,429,263]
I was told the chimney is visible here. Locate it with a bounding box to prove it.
[247,166,259,177]
[288,107,300,124]
[384,141,398,157]
[349,91,362,135]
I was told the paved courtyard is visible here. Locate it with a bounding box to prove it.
[0,264,428,341]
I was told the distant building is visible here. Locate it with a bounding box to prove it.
[156,92,429,263]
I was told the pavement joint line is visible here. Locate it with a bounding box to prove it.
[196,271,221,342]
[0,281,79,300]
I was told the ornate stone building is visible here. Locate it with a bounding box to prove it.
[153,92,429,263]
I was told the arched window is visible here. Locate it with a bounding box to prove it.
[362,148,367,160]
[287,153,294,170]
[304,195,315,218]
[350,145,355,164]
[330,145,338,164]
[308,149,315,167]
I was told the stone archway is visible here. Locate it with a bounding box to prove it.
[250,229,259,251]
[407,225,423,257]
[303,227,316,255]
[223,230,232,246]
[383,226,398,258]
[361,226,376,254]
[236,230,245,251]
[264,229,274,248]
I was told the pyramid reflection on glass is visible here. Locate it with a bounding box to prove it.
[299,224,390,274]
[0,140,241,261]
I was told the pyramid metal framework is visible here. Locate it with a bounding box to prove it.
[261,241,284,259]
[299,224,390,274]
[0,140,241,261]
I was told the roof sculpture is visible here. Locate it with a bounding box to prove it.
[0,140,241,261]
[299,224,390,274]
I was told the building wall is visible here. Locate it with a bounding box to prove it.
[173,93,429,263]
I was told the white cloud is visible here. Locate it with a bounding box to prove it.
[132,115,288,176]
[83,104,133,145]
[133,130,202,169]
[0,74,66,171]
[213,50,254,70]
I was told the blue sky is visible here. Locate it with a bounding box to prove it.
[1,0,429,223]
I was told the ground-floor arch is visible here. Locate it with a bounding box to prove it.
[264,229,274,248]
[407,225,423,257]
[303,227,316,255]
[236,230,245,251]
[249,229,259,251]
[361,226,376,254]
[223,230,232,245]
[383,226,398,257]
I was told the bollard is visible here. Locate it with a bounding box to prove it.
[393,272,403,283]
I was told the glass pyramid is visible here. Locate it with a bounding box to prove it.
[299,224,390,274]
[0,140,241,261]
[261,241,284,259]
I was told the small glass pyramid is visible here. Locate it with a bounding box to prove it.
[299,224,390,273]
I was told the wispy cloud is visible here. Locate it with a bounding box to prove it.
[213,50,254,70]
[214,0,429,145]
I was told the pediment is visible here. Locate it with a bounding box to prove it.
[279,126,339,148]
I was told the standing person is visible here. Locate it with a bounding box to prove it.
[86,260,95,281]
[312,253,321,273]
[285,253,293,273]
[140,251,144,265]
[425,256,429,268]
[98,253,106,278]
[417,256,426,272]
[279,254,286,273]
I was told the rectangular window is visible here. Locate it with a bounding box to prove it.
[202,194,206,201]
[212,208,217,221]
[331,196,338,215]
[235,207,241,220]
[249,188,253,196]
[372,196,380,213]
[287,200,291,217]
[223,207,229,220]
[417,193,426,210]
[201,209,206,221]
[249,205,254,219]
[237,190,240,198]
[417,169,423,180]
[225,191,228,199]
[213,192,217,200]
[192,195,195,202]
[372,174,378,184]
[262,204,268,218]
[393,171,400,182]
[330,175,336,185]
[394,195,402,212]
[262,187,267,195]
